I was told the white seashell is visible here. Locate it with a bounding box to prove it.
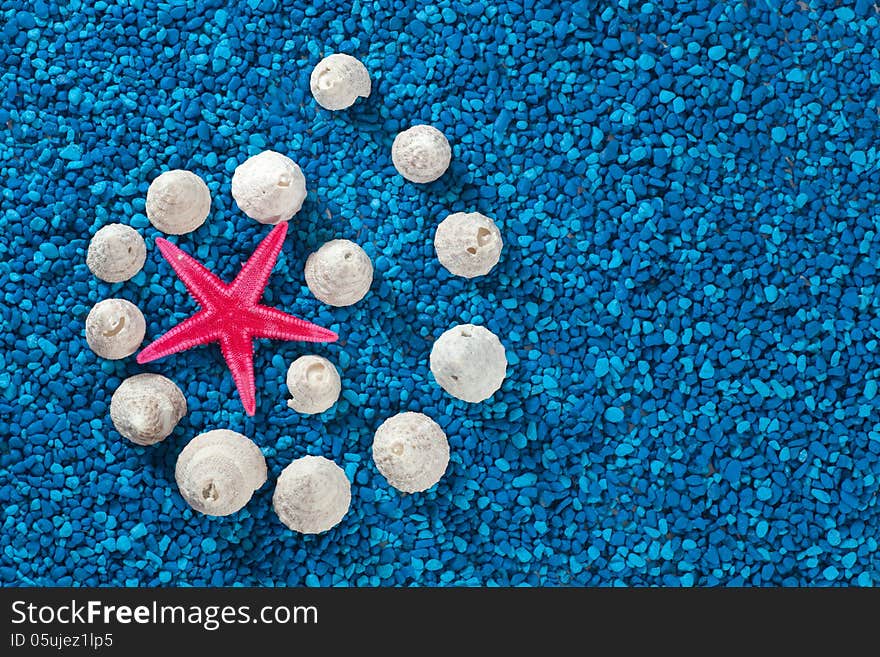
[175,429,267,517]
[286,355,341,414]
[304,239,373,307]
[146,169,211,235]
[429,324,508,403]
[231,150,307,224]
[372,412,449,493]
[434,212,503,278]
[273,455,351,534]
[310,53,371,111]
[85,298,146,360]
[86,224,146,282]
[110,373,187,446]
[391,124,452,183]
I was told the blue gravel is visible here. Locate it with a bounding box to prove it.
[1,1,880,587]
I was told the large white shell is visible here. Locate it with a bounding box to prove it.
[429,324,508,403]
[304,239,373,307]
[372,412,449,493]
[273,455,351,534]
[86,224,146,282]
[231,150,307,224]
[391,124,452,183]
[146,169,211,235]
[310,53,371,110]
[434,212,503,278]
[110,373,187,446]
[175,429,267,517]
[85,298,146,360]
[286,355,341,415]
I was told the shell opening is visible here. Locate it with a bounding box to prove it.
[391,442,405,456]
[476,227,492,246]
[202,480,219,502]
[317,69,335,90]
[306,362,326,384]
[277,173,291,188]
[103,315,126,337]
[466,247,477,255]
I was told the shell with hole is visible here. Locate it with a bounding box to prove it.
[86,224,147,282]
[310,53,371,110]
[231,150,307,224]
[304,239,373,307]
[429,323,508,403]
[110,373,187,446]
[434,212,503,278]
[85,298,146,360]
[372,412,450,493]
[286,355,341,414]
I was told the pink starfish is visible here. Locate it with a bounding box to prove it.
[137,222,338,416]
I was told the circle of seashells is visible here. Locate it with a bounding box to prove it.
[83,53,509,535]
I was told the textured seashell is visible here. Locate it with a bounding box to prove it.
[310,53,371,110]
[85,298,146,360]
[110,373,187,446]
[434,212,503,278]
[391,124,452,183]
[273,455,351,534]
[304,239,373,307]
[146,169,211,235]
[286,355,341,414]
[372,412,450,493]
[231,150,307,225]
[175,429,267,517]
[86,224,146,282]
[429,324,508,403]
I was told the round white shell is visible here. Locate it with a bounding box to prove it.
[429,324,508,403]
[146,169,211,235]
[110,373,187,446]
[434,212,503,278]
[286,355,341,414]
[86,224,147,282]
[372,412,450,493]
[231,150,307,224]
[273,455,351,534]
[85,298,146,360]
[304,239,373,307]
[310,53,371,111]
[175,429,267,517]
[391,124,452,183]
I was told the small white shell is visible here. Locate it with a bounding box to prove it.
[310,53,371,111]
[304,239,373,307]
[85,298,146,360]
[391,124,452,183]
[434,212,503,278]
[286,355,341,414]
[231,150,307,224]
[146,169,211,235]
[86,224,147,282]
[110,373,187,446]
[175,429,267,517]
[429,324,508,403]
[273,455,351,534]
[372,412,449,493]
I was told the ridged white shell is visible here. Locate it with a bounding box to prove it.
[110,373,187,446]
[434,212,503,278]
[372,412,450,493]
[175,430,267,517]
[85,298,146,360]
[310,54,371,110]
[86,224,146,282]
[146,169,211,235]
[304,239,373,307]
[286,355,341,414]
[231,150,307,224]
[391,125,452,183]
[273,455,351,534]
[429,324,508,403]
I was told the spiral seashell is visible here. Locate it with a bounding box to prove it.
[86,224,146,282]
[273,455,351,534]
[434,212,503,278]
[85,298,146,360]
[391,124,452,183]
[146,169,211,235]
[231,150,307,224]
[310,53,371,111]
[286,355,341,414]
[429,324,508,403]
[110,373,187,446]
[304,239,373,307]
[372,412,450,493]
[175,429,267,517]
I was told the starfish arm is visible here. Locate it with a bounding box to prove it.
[156,238,230,308]
[250,305,339,343]
[229,222,288,306]
[136,311,218,363]
[219,332,257,416]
